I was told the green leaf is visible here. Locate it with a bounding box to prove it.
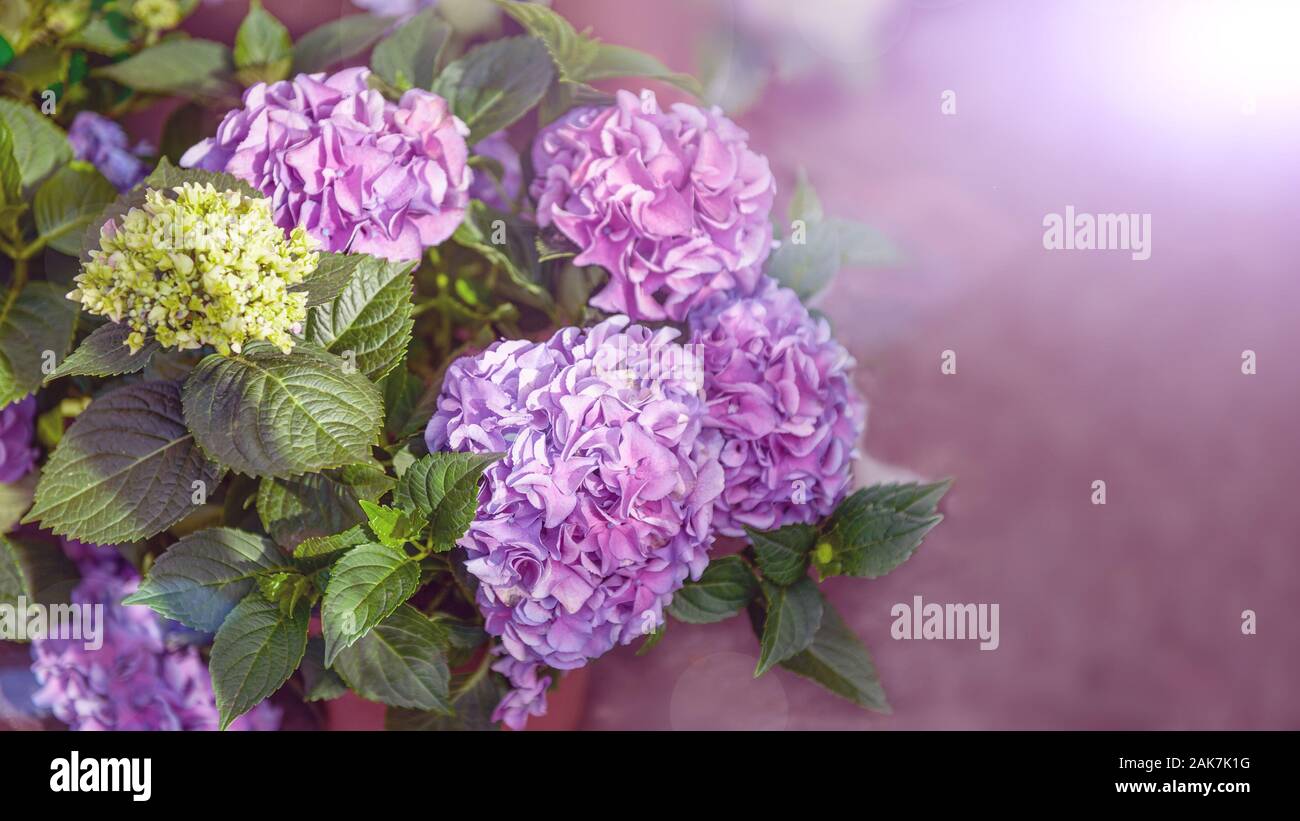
[0,282,77,407]
[292,251,363,308]
[256,464,393,548]
[293,524,369,573]
[768,173,903,300]
[23,380,223,544]
[0,470,36,534]
[391,446,416,477]
[751,577,823,676]
[143,157,262,200]
[300,637,348,702]
[332,603,451,712]
[0,98,72,190]
[380,365,435,442]
[292,14,396,75]
[394,452,500,550]
[64,17,131,56]
[210,593,309,730]
[428,613,488,664]
[583,43,703,97]
[94,38,233,97]
[321,542,420,665]
[495,2,698,96]
[182,342,384,478]
[8,46,66,94]
[371,6,449,91]
[537,78,612,126]
[667,555,759,624]
[34,161,117,256]
[766,219,842,301]
[256,570,315,618]
[386,659,504,730]
[746,523,817,586]
[305,255,416,383]
[0,533,79,612]
[358,499,413,549]
[452,201,552,312]
[816,480,950,580]
[234,0,292,77]
[0,536,23,607]
[494,0,599,83]
[0,116,19,211]
[45,321,159,383]
[432,36,553,143]
[122,527,289,633]
[779,600,890,713]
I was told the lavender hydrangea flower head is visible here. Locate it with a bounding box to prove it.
[0,396,39,484]
[689,278,865,535]
[531,89,776,322]
[66,112,152,191]
[181,67,471,261]
[426,316,724,727]
[29,541,281,731]
[467,131,522,212]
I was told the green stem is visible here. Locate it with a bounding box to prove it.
[410,297,442,318]
[2,255,28,318]
[18,236,49,260]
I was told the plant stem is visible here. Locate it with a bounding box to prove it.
[1,256,28,319]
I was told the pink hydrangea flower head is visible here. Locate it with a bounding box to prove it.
[689,278,866,535]
[426,316,724,727]
[181,67,471,262]
[531,89,776,321]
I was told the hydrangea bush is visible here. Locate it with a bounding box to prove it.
[0,1,946,732]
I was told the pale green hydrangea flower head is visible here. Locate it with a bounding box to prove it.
[70,182,319,356]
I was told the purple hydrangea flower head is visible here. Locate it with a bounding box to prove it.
[181,67,471,261]
[29,541,282,731]
[467,131,522,212]
[66,112,152,191]
[426,316,724,727]
[689,278,865,535]
[0,396,38,484]
[531,89,776,322]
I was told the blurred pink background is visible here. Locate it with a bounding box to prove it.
[124,0,1300,729]
[561,0,1300,730]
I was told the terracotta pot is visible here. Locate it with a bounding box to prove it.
[324,665,590,730]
